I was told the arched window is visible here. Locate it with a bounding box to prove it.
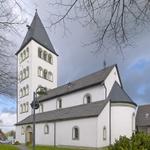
[43,69,48,79]
[44,124,49,134]
[26,85,29,95]
[20,89,23,97]
[103,126,107,140]
[83,94,91,104]
[23,87,26,96]
[23,68,26,79]
[20,53,23,62]
[26,47,29,57]
[48,54,53,64]
[72,126,79,140]
[20,71,23,81]
[132,113,135,133]
[23,103,26,112]
[38,66,43,77]
[38,47,42,58]
[26,66,29,77]
[20,104,23,113]
[57,98,62,109]
[26,102,29,112]
[48,72,53,81]
[23,50,26,59]
[43,51,47,61]
[21,126,24,135]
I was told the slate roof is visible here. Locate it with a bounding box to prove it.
[16,100,108,126]
[108,82,137,106]
[38,65,115,102]
[136,105,150,127]
[16,12,58,55]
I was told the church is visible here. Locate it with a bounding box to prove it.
[15,12,137,148]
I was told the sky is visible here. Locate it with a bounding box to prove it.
[1,0,150,132]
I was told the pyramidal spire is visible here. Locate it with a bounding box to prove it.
[16,12,58,55]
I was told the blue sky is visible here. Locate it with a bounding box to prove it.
[1,0,150,131]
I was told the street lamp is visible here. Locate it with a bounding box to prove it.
[31,86,47,150]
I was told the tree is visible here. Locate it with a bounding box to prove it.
[48,0,150,52]
[0,0,24,97]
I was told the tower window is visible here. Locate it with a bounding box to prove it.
[20,53,23,62]
[38,67,43,77]
[26,47,29,57]
[43,51,47,61]
[48,72,53,81]
[26,85,29,95]
[48,54,53,64]
[83,94,92,104]
[43,69,48,79]
[26,102,29,112]
[72,126,79,140]
[38,47,42,58]
[26,67,29,77]
[23,68,26,79]
[23,51,26,60]
[20,104,23,113]
[20,71,23,81]
[20,89,23,97]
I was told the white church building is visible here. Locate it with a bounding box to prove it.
[15,12,137,148]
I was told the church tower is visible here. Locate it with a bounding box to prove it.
[16,12,58,122]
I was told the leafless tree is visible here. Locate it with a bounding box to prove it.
[0,0,24,97]
[48,0,150,52]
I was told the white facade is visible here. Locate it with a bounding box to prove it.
[16,13,137,148]
[111,103,136,144]
[17,40,58,122]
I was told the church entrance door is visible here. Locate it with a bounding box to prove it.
[26,126,32,144]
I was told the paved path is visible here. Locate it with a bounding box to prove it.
[16,145,28,150]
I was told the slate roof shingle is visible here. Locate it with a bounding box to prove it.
[108,81,137,106]
[136,105,150,127]
[39,65,115,102]
[16,100,108,125]
[16,12,58,55]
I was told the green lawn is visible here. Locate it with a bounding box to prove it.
[0,144,19,150]
[28,145,107,150]
[28,145,80,150]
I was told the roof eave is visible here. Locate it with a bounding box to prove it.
[15,38,59,56]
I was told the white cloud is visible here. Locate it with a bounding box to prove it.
[0,113,16,132]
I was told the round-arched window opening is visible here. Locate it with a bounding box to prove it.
[83,94,92,104]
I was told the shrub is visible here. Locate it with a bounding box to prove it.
[108,132,150,150]
[14,141,20,145]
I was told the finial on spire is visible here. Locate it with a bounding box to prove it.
[35,9,37,14]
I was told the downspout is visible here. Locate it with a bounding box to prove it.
[54,122,56,147]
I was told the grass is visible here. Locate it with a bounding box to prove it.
[0,144,19,150]
[28,145,80,150]
[28,145,108,150]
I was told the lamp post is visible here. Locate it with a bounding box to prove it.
[31,86,47,150]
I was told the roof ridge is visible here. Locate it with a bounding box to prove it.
[44,64,115,93]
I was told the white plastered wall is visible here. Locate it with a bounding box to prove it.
[41,85,105,112]
[111,104,136,144]
[17,40,58,122]
[104,66,121,97]
[97,101,110,147]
